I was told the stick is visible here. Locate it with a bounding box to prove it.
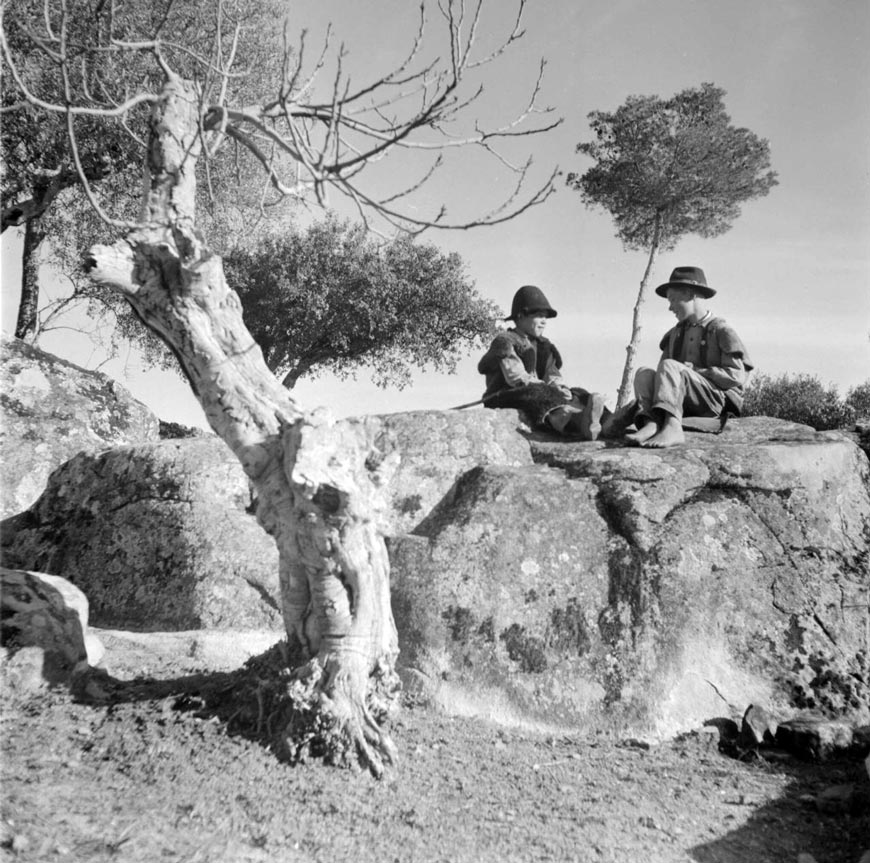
[449,398,486,410]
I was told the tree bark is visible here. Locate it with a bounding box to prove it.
[14,217,46,341]
[86,73,400,776]
[616,214,663,408]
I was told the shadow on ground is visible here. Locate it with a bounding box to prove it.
[688,754,869,863]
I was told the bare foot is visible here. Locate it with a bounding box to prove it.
[624,423,657,445]
[642,417,685,448]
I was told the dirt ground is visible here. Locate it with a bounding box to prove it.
[1,638,868,863]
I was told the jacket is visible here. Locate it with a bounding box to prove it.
[477,329,563,400]
[659,316,753,414]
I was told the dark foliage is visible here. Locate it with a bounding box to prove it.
[742,372,870,430]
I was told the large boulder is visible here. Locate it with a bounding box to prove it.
[0,335,160,517]
[3,392,868,743]
[1,437,283,631]
[353,408,534,533]
[0,408,530,632]
[0,567,105,691]
[389,416,870,738]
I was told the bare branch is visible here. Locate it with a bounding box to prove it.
[3,0,562,234]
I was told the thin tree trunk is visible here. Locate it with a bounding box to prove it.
[14,217,46,341]
[86,73,399,776]
[616,214,663,408]
[281,359,312,389]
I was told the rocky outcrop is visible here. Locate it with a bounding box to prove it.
[0,567,104,691]
[1,437,283,631]
[2,393,868,742]
[389,416,870,738]
[350,408,535,533]
[0,335,160,517]
[0,409,531,632]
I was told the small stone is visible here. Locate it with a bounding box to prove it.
[759,749,794,763]
[739,703,778,748]
[815,784,855,814]
[775,714,854,760]
[704,717,740,744]
[796,854,818,863]
[620,738,651,750]
[11,834,31,854]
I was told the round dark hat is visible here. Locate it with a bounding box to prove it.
[654,266,716,299]
[505,284,557,320]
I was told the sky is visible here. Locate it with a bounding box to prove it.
[2,0,868,428]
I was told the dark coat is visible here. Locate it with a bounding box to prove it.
[477,329,563,400]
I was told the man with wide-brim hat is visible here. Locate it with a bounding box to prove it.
[622,266,752,448]
[477,284,609,439]
[653,265,717,300]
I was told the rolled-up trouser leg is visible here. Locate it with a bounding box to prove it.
[651,359,726,421]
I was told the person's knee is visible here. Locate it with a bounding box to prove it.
[659,358,684,377]
[634,367,655,396]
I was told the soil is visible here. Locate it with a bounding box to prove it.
[2,637,868,863]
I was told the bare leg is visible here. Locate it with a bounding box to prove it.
[642,413,685,448]
[625,418,658,445]
[625,368,657,445]
[600,400,638,440]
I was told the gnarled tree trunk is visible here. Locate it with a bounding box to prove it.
[85,74,399,776]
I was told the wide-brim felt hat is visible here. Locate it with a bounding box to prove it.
[655,266,716,299]
[505,284,557,320]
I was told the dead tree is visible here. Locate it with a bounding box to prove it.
[0,0,560,775]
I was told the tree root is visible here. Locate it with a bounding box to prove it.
[271,654,401,778]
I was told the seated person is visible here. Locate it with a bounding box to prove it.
[477,284,607,440]
[624,266,752,448]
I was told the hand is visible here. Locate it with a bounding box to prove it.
[553,383,573,399]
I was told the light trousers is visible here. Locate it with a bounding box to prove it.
[634,359,726,422]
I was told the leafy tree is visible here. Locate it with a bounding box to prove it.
[845,381,870,422]
[1,0,559,776]
[566,83,778,406]
[224,216,498,390]
[1,0,294,344]
[741,372,858,430]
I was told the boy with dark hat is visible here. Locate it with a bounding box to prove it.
[624,266,752,448]
[477,285,608,439]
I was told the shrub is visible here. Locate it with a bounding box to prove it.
[845,381,870,422]
[741,372,860,430]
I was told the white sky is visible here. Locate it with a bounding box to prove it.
[2,0,868,427]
